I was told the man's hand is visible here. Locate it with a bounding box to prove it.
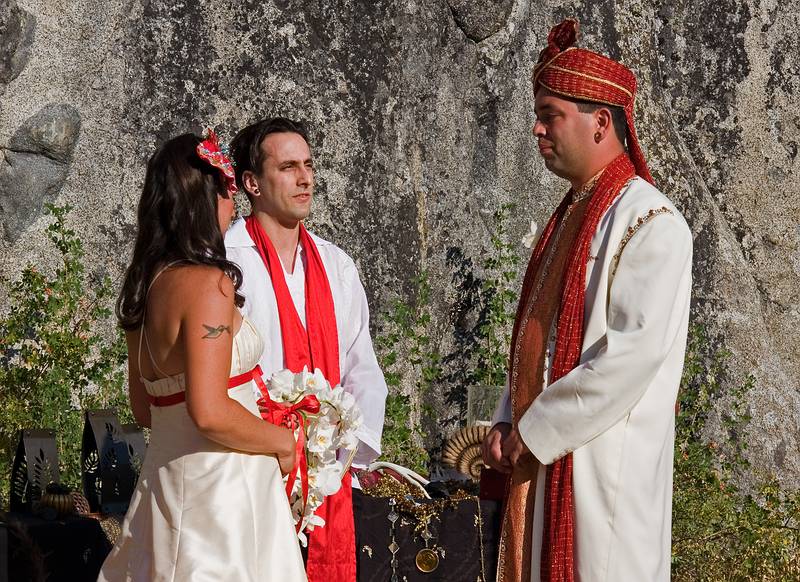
[501,426,531,467]
[482,422,513,474]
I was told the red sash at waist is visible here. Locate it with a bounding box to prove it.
[148,365,263,407]
[228,365,263,389]
[147,391,186,407]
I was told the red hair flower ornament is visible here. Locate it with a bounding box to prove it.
[197,128,238,197]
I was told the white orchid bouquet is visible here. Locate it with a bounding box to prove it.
[258,367,363,544]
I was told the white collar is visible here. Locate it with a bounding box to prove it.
[224,217,332,249]
[225,217,254,248]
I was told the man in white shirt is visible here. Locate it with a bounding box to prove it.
[225,117,387,582]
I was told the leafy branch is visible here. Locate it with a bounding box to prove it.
[373,271,442,473]
[470,203,520,387]
[0,205,129,508]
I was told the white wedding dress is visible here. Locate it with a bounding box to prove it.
[98,317,306,581]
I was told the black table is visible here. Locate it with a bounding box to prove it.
[353,492,501,582]
[2,512,111,582]
[2,495,501,582]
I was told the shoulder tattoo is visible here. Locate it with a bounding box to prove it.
[202,324,232,339]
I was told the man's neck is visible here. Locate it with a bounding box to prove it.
[253,210,301,273]
[569,148,626,191]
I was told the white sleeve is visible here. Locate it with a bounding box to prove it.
[491,380,512,425]
[518,213,692,465]
[341,271,388,467]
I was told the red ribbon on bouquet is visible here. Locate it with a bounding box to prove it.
[229,365,321,529]
[257,389,321,529]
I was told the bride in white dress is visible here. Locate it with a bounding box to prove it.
[99,132,306,581]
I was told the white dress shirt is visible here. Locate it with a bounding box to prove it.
[225,218,387,468]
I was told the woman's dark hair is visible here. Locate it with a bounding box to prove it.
[4,513,46,582]
[116,133,244,331]
[230,117,310,196]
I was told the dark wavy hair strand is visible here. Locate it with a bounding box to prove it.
[116,133,244,331]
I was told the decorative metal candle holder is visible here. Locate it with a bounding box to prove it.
[9,429,60,513]
[81,409,138,514]
[122,423,146,478]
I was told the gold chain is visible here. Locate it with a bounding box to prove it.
[476,496,486,582]
[363,474,472,535]
[572,170,603,204]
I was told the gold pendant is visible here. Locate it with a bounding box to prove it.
[415,548,439,573]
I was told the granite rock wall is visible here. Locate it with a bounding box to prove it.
[0,0,797,484]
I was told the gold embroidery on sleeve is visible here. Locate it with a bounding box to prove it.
[610,206,674,278]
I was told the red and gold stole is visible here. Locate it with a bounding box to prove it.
[245,215,356,582]
[497,154,636,582]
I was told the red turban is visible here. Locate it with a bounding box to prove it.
[532,19,653,184]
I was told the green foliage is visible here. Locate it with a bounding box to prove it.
[0,205,129,509]
[374,203,524,471]
[374,272,441,474]
[672,324,800,580]
[470,203,520,387]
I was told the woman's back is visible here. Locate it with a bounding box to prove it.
[100,131,305,581]
[134,265,236,382]
[100,267,305,581]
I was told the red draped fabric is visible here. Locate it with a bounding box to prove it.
[245,216,356,582]
[536,155,636,581]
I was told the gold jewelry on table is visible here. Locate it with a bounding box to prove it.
[388,497,400,582]
[415,547,440,573]
[364,475,471,535]
[475,496,486,582]
[365,475,484,578]
[98,514,123,544]
[415,514,440,573]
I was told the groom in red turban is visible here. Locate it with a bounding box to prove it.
[483,19,692,582]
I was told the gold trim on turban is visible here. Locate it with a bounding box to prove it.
[537,81,631,111]
[545,65,634,100]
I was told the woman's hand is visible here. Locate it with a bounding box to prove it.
[276,427,297,476]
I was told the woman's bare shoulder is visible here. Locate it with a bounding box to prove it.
[149,265,236,311]
[171,265,233,291]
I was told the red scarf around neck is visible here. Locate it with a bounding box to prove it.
[535,154,637,581]
[245,215,340,381]
[244,215,356,582]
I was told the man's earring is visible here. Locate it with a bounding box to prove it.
[594,131,602,143]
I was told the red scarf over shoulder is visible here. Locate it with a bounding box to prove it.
[245,215,356,582]
[498,155,637,582]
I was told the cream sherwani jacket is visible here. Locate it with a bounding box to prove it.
[493,177,693,582]
[225,218,387,468]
